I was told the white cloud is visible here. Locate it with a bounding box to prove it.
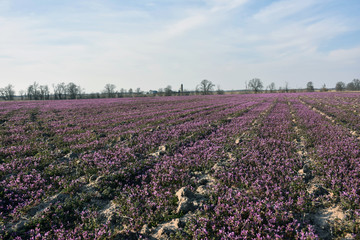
[163,0,249,38]
[328,46,360,63]
[253,0,318,22]
[166,14,207,37]
[209,0,249,12]
[253,17,350,57]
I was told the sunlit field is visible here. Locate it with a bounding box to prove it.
[1,93,359,239]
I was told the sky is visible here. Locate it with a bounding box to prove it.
[1,0,360,93]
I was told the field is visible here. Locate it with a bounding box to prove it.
[1,93,359,239]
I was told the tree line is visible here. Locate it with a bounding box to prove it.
[245,78,360,93]
[304,79,360,92]
[0,79,221,101]
[334,79,360,91]
[0,82,83,101]
[1,78,359,101]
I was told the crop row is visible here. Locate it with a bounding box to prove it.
[1,93,360,239]
[1,95,262,238]
[299,93,360,134]
[289,97,360,237]
[184,97,319,239]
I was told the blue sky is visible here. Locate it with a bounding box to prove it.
[1,0,360,93]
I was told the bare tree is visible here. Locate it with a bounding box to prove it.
[27,85,34,100]
[103,84,116,98]
[128,88,133,97]
[34,82,40,100]
[354,79,360,90]
[164,85,172,96]
[347,82,355,91]
[53,82,67,99]
[347,79,360,91]
[135,87,143,96]
[284,82,289,93]
[248,78,263,93]
[45,85,50,99]
[320,84,328,92]
[0,88,4,100]
[306,82,314,92]
[67,82,81,99]
[39,85,50,100]
[335,82,345,91]
[27,82,40,100]
[119,88,126,98]
[0,84,15,100]
[39,85,45,100]
[198,79,214,95]
[268,82,276,93]
[53,84,59,100]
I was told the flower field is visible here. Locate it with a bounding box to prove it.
[1,93,359,239]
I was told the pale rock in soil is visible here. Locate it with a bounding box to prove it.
[151,218,183,240]
[343,233,354,240]
[311,205,346,240]
[140,224,151,235]
[176,187,195,214]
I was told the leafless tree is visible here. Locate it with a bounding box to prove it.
[284,82,289,93]
[27,82,40,100]
[198,79,214,95]
[0,84,15,100]
[27,85,34,100]
[53,82,67,99]
[128,88,133,97]
[67,82,81,99]
[353,79,360,90]
[347,79,360,91]
[306,82,314,92]
[119,88,126,98]
[39,85,50,100]
[103,84,116,98]
[164,85,172,96]
[135,87,143,96]
[268,82,276,93]
[248,78,263,93]
[335,82,345,91]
